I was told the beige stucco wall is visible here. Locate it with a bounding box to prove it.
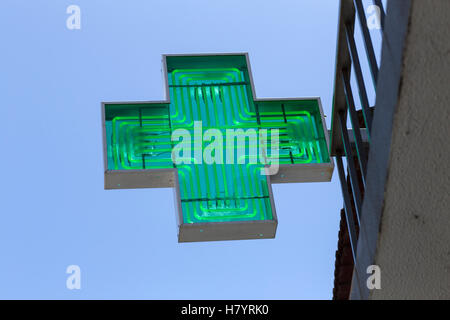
[370,0,450,299]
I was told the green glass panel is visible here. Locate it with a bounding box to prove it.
[104,55,330,224]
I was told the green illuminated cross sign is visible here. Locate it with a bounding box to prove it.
[102,53,333,242]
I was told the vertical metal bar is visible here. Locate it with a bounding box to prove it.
[373,0,385,31]
[167,104,176,168]
[139,107,146,169]
[342,69,368,184]
[345,23,373,135]
[336,156,359,262]
[338,111,363,225]
[281,103,287,123]
[255,103,261,126]
[354,0,379,86]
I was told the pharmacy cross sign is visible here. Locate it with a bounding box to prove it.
[102,53,333,242]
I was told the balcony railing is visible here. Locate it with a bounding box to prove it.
[330,0,385,297]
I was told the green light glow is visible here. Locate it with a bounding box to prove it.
[104,55,330,224]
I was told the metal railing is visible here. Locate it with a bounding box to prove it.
[330,0,385,267]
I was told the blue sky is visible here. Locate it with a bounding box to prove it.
[0,0,382,299]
